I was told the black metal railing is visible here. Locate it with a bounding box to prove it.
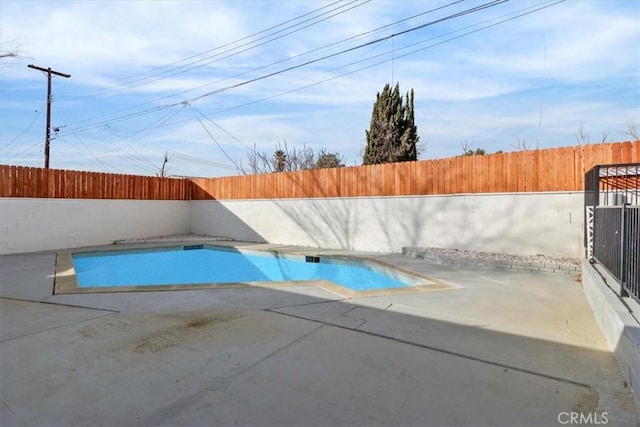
[585,163,640,207]
[586,163,639,302]
[593,207,623,279]
[623,206,639,299]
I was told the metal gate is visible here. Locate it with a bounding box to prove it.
[585,164,639,301]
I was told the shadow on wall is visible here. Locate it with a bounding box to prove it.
[268,170,583,256]
[189,202,266,245]
[193,200,267,243]
[273,171,360,250]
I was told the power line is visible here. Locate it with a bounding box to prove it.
[154,0,566,126]
[54,1,371,134]
[59,0,510,137]
[115,1,344,84]
[123,0,370,90]
[54,110,118,173]
[145,0,467,106]
[191,109,252,151]
[59,103,177,136]
[187,102,239,168]
[186,0,510,104]
[47,0,567,174]
[4,137,44,162]
[79,0,369,98]
[61,105,239,173]
[54,0,463,136]
[0,107,43,157]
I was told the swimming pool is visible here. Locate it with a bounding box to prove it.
[70,245,419,291]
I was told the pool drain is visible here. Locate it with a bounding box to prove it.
[183,244,204,250]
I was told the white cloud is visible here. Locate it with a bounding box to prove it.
[446,1,639,82]
[1,0,638,176]
[1,1,246,80]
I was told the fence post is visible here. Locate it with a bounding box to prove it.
[586,206,594,261]
[620,204,629,297]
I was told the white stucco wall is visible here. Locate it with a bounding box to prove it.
[0,198,190,255]
[191,192,584,258]
[0,192,585,258]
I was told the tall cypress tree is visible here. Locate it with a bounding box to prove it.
[363,83,418,165]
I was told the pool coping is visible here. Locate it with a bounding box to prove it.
[54,241,456,299]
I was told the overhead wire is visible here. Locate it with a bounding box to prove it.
[155,0,565,125]
[55,0,464,135]
[58,0,510,138]
[61,100,237,173]
[121,0,371,90]
[185,0,510,104]
[139,0,467,107]
[113,0,344,83]
[53,1,372,142]
[123,103,188,140]
[54,111,118,173]
[190,109,253,151]
[54,0,566,173]
[101,107,191,173]
[114,107,191,174]
[4,137,44,162]
[1,107,44,157]
[78,0,369,98]
[161,0,564,121]
[123,0,512,170]
[186,102,239,168]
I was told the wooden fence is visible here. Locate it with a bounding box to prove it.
[0,166,190,200]
[191,141,639,200]
[2,141,638,200]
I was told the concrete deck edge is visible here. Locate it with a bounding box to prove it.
[581,260,640,405]
[54,241,455,299]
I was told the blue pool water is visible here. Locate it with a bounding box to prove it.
[72,246,417,291]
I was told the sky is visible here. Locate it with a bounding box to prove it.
[0,0,638,177]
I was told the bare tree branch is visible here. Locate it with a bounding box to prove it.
[576,121,589,145]
[0,41,31,66]
[625,120,639,141]
[510,138,538,151]
[238,141,344,174]
[157,152,170,177]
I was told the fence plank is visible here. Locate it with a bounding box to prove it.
[16,167,24,197]
[471,156,479,193]
[431,160,440,195]
[549,149,558,192]
[11,166,18,196]
[554,148,565,191]
[612,142,623,164]
[0,166,6,196]
[566,147,576,191]
[2,141,638,200]
[482,155,492,193]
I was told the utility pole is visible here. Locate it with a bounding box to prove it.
[28,64,71,169]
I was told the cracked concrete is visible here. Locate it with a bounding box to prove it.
[0,248,638,426]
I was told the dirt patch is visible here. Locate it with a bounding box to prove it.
[132,334,178,354]
[126,310,248,354]
[572,388,599,413]
[184,318,214,329]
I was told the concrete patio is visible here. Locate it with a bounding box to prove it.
[1,247,638,426]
